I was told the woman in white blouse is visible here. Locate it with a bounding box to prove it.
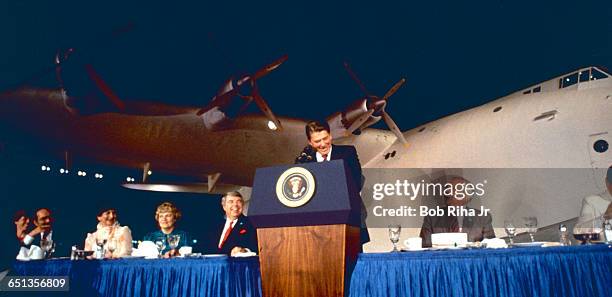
[84,207,132,258]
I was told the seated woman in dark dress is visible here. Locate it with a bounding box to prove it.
[143,202,191,257]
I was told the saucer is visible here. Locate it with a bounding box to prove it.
[430,245,467,250]
[204,254,228,258]
[512,241,548,247]
[401,247,429,252]
[121,255,145,259]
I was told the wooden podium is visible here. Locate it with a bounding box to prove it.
[249,161,362,297]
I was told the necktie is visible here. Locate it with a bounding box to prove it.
[321,154,328,161]
[219,221,234,249]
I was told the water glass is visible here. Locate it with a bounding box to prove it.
[167,235,181,250]
[524,216,538,242]
[388,225,401,252]
[40,238,55,258]
[504,220,516,245]
[95,238,107,259]
[106,239,117,257]
[155,240,166,257]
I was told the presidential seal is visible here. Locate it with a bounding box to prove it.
[276,167,316,207]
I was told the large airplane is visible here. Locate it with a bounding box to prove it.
[0,49,610,251]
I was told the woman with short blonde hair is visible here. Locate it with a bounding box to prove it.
[143,202,192,257]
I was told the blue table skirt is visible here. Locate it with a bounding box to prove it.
[349,245,612,297]
[13,257,261,297]
[13,245,612,297]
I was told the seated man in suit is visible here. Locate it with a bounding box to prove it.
[577,166,612,222]
[419,176,495,247]
[16,208,54,248]
[295,120,369,244]
[576,166,612,241]
[216,191,258,256]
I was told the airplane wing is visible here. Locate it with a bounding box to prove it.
[122,182,244,195]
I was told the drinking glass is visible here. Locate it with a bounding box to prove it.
[167,235,181,251]
[524,216,538,242]
[504,220,516,245]
[155,240,166,257]
[40,237,55,258]
[106,239,117,258]
[573,216,604,245]
[388,225,401,252]
[95,238,107,259]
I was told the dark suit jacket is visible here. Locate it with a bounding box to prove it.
[298,144,363,190]
[419,207,495,247]
[215,215,258,255]
[297,144,369,244]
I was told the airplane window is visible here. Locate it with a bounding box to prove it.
[579,70,590,82]
[561,73,578,88]
[418,127,426,133]
[593,139,608,153]
[390,151,396,157]
[591,68,608,80]
[523,90,531,94]
[384,153,390,160]
[533,86,541,93]
[493,106,502,112]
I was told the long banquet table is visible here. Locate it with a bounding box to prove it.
[349,244,612,297]
[11,256,261,297]
[11,245,612,297]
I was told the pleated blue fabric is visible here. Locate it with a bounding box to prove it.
[349,245,612,297]
[13,245,611,297]
[13,257,262,297]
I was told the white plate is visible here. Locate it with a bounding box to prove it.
[512,241,548,247]
[204,254,227,258]
[121,255,146,259]
[401,248,429,252]
[431,245,467,250]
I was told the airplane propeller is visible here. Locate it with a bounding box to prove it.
[343,62,408,145]
[251,55,288,81]
[196,55,287,131]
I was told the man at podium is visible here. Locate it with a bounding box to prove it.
[296,120,363,189]
[296,120,370,244]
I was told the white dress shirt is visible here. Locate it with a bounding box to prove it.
[218,218,238,248]
[315,146,333,162]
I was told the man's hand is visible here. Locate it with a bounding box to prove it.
[15,217,29,239]
[230,247,246,256]
[27,225,46,238]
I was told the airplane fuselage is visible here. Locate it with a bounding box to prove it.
[1,67,610,252]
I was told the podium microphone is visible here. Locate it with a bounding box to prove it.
[295,146,314,164]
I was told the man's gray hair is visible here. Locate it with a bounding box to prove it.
[221,191,243,205]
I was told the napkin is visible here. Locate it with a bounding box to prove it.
[16,245,44,261]
[16,247,30,261]
[482,238,508,249]
[135,241,159,259]
[432,233,468,247]
[178,246,193,256]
